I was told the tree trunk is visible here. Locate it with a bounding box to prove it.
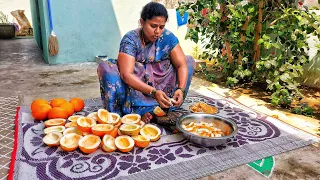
[253,0,263,61]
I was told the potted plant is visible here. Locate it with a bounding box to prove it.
[0,11,16,39]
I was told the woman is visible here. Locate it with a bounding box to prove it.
[97,2,195,123]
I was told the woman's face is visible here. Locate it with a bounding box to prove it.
[140,16,166,42]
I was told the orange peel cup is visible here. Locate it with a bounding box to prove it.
[68,115,84,122]
[119,123,140,136]
[101,134,116,153]
[63,127,83,136]
[132,135,150,148]
[140,124,161,142]
[77,117,96,133]
[60,133,83,152]
[43,132,63,146]
[78,134,101,154]
[121,114,141,124]
[92,124,114,137]
[44,118,66,127]
[44,126,65,134]
[115,135,134,153]
[65,121,78,128]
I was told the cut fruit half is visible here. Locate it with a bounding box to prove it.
[77,117,96,132]
[44,118,66,127]
[43,132,62,146]
[119,123,140,136]
[60,133,83,152]
[153,106,165,117]
[101,134,116,153]
[109,113,121,126]
[68,115,84,122]
[97,109,111,124]
[115,135,134,153]
[132,135,150,148]
[44,126,65,134]
[87,112,98,121]
[65,121,78,128]
[92,124,114,137]
[63,127,83,136]
[121,114,141,124]
[78,134,101,154]
[140,124,161,142]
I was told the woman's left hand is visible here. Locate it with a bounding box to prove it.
[172,89,184,107]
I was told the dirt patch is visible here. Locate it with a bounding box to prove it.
[38,69,80,78]
[273,157,320,180]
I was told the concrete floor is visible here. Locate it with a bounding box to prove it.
[0,38,320,180]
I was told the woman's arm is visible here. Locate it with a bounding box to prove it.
[117,52,172,108]
[170,44,188,106]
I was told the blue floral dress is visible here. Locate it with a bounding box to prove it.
[97,28,195,116]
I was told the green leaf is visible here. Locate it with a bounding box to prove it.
[280,73,290,82]
[257,39,264,44]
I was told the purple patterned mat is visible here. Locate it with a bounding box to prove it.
[13,92,318,180]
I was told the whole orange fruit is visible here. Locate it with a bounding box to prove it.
[31,99,50,112]
[69,98,85,112]
[50,98,67,108]
[32,104,52,120]
[59,102,74,116]
[48,107,68,119]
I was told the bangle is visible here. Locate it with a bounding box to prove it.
[177,87,185,95]
[149,88,157,98]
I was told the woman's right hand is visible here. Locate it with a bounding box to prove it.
[154,90,172,108]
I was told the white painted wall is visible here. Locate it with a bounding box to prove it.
[0,0,32,25]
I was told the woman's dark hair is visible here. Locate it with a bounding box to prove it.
[141,2,168,21]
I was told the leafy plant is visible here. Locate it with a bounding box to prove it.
[291,104,315,117]
[0,11,9,24]
[178,0,320,107]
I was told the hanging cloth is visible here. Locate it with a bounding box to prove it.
[176,11,188,26]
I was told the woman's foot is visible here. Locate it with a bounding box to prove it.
[141,112,153,123]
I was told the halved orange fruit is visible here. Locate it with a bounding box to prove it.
[119,123,140,136]
[121,114,141,124]
[97,109,110,124]
[43,132,63,146]
[153,106,165,117]
[77,117,96,133]
[140,124,161,142]
[115,135,134,153]
[132,135,150,148]
[60,133,83,152]
[68,115,84,122]
[44,118,66,127]
[44,126,65,134]
[92,124,114,137]
[87,112,98,121]
[109,113,121,126]
[65,121,78,128]
[78,134,101,154]
[101,135,116,153]
[63,127,83,136]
